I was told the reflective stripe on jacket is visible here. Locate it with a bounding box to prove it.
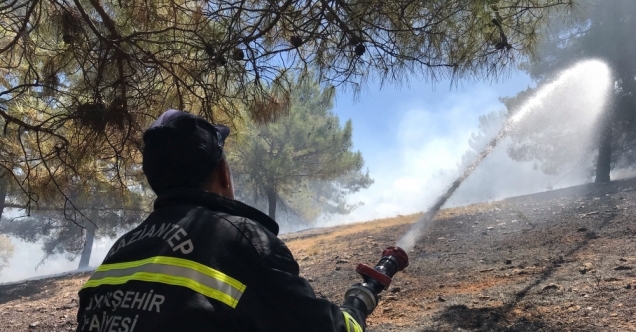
[76,188,364,332]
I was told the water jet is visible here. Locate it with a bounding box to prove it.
[397,60,613,252]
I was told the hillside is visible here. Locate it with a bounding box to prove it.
[1,179,636,331]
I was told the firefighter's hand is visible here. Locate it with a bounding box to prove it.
[342,283,377,317]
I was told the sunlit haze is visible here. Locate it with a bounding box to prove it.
[0,61,622,283]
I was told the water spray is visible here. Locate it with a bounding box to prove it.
[397,60,613,252]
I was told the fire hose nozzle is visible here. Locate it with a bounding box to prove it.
[382,246,409,271]
[356,246,409,290]
[342,246,409,317]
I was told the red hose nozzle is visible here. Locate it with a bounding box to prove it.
[382,246,409,271]
[356,246,409,290]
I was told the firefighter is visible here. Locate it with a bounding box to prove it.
[76,109,374,332]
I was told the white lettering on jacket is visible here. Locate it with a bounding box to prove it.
[106,224,194,257]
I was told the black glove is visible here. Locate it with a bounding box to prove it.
[340,282,379,330]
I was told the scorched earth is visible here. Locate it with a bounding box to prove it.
[1,179,635,332]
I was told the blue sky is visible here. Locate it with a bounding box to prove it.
[333,73,533,173]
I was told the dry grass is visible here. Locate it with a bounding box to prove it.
[435,201,509,220]
[285,202,505,258]
[286,213,421,253]
[286,200,506,255]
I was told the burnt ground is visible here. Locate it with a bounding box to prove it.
[1,179,636,331]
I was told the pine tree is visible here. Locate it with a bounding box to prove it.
[231,77,372,223]
[520,0,636,182]
[0,179,150,269]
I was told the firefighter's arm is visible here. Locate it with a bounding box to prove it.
[243,230,367,332]
[253,239,408,332]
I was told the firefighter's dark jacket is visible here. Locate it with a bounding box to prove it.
[76,188,365,332]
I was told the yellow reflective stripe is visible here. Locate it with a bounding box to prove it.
[341,311,363,332]
[95,256,245,291]
[83,272,240,308]
[82,256,246,308]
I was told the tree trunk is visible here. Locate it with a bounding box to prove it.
[78,224,95,269]
[595,115,612,183]
[0,172,7,221]
[265,186,277,220]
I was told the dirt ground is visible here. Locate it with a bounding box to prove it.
[1,179,636,331]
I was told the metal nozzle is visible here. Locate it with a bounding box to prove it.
[356,246,409,291]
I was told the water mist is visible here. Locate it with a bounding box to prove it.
[397,60,613,252]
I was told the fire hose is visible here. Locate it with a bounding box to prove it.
[341,246,409,322]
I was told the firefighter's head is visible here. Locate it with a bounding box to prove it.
[141,109,234,198]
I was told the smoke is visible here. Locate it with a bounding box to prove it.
[322,87,504,226]
[0,60,618,282]
[0,236,114,283]
[610,168,636,181]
